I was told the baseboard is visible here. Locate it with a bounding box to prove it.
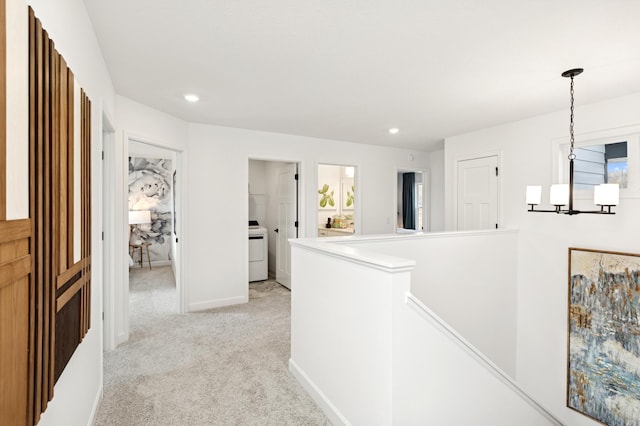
[129,260,172,268]
[188,295,248,312]
[288,358,350,426]
[86,383,102,426]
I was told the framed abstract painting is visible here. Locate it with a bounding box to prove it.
[567,248,640,425]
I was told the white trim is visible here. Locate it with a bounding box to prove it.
[85,384,103,426]
[101,113,117,352]
[188,296,248,312]
[405,292,564,426]
[288,358,350,426]
[290,238,416,273]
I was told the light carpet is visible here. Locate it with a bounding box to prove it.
[93,266,329,425]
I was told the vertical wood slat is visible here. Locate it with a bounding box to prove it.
[42,34,52,411]
[33,13,45,422]
[48,38,57,401]
[0,0,6,220]
[81,91,91,336]
[67,69,74,267]
[27,8,36,425]
[58,56,67,272]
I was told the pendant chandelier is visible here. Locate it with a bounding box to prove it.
[526,68,618,215]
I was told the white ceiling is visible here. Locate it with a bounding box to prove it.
[84,0,640,152]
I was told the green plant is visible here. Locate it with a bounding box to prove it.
[318,184,335,208]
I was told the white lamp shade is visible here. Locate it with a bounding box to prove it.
[129,210,151,225]
[594,184,619,206]
[550,184,569,206]
[526,186,542,205]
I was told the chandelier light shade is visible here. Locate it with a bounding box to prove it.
[526,68,618,215]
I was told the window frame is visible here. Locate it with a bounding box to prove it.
[552,126,640,200]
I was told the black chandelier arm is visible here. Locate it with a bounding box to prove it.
[527,206,616,215]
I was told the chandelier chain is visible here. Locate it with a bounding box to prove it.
[568,76,576,160]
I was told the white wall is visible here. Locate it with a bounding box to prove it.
[429,149,445,231]
[345,229,518,376]
[187,123,430,311]
[290,236,559,425]
[444,91,640,425]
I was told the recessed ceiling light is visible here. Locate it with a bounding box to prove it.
[184,94,199,103]
[389,128,400,135]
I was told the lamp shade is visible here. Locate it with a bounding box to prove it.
[550,184,569,206]
[129,210,151,225]
[594,184,619,206]
[526,186,542,205]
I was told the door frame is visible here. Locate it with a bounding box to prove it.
[452,151,502,231]
[103,131,187,349]
[247,156,304,285]
[394,167,430,232]
[315,161,362,236]
[101,113,116,351]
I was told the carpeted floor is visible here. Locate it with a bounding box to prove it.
[93,266,330,425]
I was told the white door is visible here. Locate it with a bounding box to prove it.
[457,156,498,230]
[276,163,297,289]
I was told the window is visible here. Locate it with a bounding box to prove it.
[553,126,640,199]
[573,141,628,190]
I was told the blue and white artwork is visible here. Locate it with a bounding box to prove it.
[568,248,640,426]
[129,157,173,262]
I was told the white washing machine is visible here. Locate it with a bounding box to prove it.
[249,221,268,282]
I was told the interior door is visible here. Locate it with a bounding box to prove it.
[457,156,498,230]
[276,163,297,289]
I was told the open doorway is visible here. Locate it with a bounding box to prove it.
[127,142,178,327]
[316,164,357,237]
[103,134,185,350]
[396,170,429,233]
[248,159,299,290]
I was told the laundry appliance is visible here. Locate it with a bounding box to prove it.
[248,220,268,282]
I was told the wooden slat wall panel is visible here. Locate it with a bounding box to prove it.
[0,220,31,426]
[0,276,29,425]
[26,8,92,423]
[27,8,37,424]
[0,0,5,221]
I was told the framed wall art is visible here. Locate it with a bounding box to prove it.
[567,247,640,426]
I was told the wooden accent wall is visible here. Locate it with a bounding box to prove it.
[27,8,92,425]
[0,7,92,424]
[0,220,31,426]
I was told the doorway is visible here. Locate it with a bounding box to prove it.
[103,134,185,350]
[248,159,299,290]
[316,164,358,237]
[396,170,428,232]
[455,155,499,231]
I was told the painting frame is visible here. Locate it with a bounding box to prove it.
[567,247,640,426]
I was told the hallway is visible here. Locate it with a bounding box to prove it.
[94,268,329,425]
